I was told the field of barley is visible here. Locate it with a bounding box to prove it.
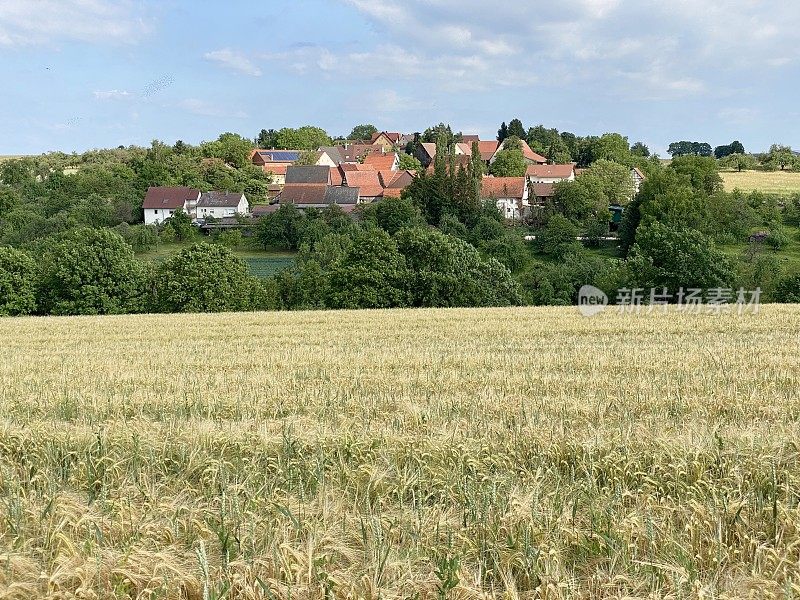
[721,170,800,195]
[1,306,800,599]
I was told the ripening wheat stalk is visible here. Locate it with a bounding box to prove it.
[0,305,799,599]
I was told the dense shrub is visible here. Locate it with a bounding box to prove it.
[0,247,37,316]
[37,228,147,315]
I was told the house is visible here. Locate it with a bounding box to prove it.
[285,165,332,185]
[363,152,399,171]
[250,149,301,166]
[379,170,415,198]
[318,146,344,166]
[337,144,385,163]
[481,177,529,220]
[261,162,293,185]
[196,192,249,220]
[415,143,438,167]
[142,186,201,225]
[631,167,646,195]
[461,134,481,143]
[370,131,402,150]
[343,170,385,202]
[278,184,359,211]
[491,139,547,165]
[526,164,575,184]
[424,155,472,174]
[530,183,556,205]
[478,141,500,165]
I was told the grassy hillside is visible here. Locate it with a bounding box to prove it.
[721,169,800,195]
[1,307,799,598]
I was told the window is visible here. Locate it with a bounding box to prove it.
[154,209,159,214]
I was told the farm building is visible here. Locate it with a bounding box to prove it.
[142,186,201,225]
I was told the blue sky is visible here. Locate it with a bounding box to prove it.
[1,0,799,156]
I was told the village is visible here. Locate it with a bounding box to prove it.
[142,130,646,229]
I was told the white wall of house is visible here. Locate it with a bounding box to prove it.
[316,153,338,168]
[197,195,249,219]
[495,198,521,220]
[527,172,575,185]
[144,207,180,225]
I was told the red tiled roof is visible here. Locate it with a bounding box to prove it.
[262,162,293,176]
[478,141,499,161]
[461,135,480,143]
[279,184,328,204]
[142,186,199,210]
[519,141,547,164]
[330,167,344,186]
[531,183,556,199]
[344,171,384,198]
[252,204,281,216]
[425,155,471,174]
[526,164,574,179]
[370,131,402,144]
[481,177,526,199]
[338,144,385,163]
[363,153,397,171]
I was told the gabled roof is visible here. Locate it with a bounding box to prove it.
[631,167,646,180]
[478,141,499,161]
[319,146,344,165]
[285,165,331,185]
[279,184,328,205]
[262,162,293,176]
[337,144,384,163]
[381,170,414,190]
[481,177,526,199]
[324,186,359,205]
[420,143,437,160]
[531,183,556,199]
[461,135,481,143]
[363,152,397,170]
[526,164,575,179]
[496,139,547,164]
[143,186,200,210]
[252,149,301,163]
[197,191,245,208]
[252,204,281,216]
[455,143,473,156]
[330,166,344,186]
[343,171,384,197]
[370,131,402,144]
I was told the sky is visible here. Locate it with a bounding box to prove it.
[1,0,799,156]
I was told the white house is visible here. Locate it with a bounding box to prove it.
[481,176,529,220]
[196,192,249,220]
[142,186,201,225]
[526,164,575,185]
[631,167,646,195]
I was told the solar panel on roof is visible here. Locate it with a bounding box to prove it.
[267,151,300,161]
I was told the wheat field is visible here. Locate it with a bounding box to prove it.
[1,306,799,599]
[721,170,800,196]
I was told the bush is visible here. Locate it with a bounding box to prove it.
[37,228,147,315]
[774,273,800,303]
[0,246,37,316]
[152,243,257,313]
[215,229,243,249]
[538,214,579,258]
[114,223,159,253]
[765,223,790,250]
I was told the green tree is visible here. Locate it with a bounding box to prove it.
[630,141,650,157]
[274,126,332,150]
[581,159,635,206]
[669,155,723,195]
[37,228,147,315]
[719,153,757,172]
[507,118,526,140]
[348,124,378,141]
[489,142,526,177]
[152,243,256,313]
[626,223,734,293]
[256,128,278,148]
[366,197,425,235]
[255,204,306,250]
[395,227,521,307]
[398,153,422,171]
[667,141,713,157]
[164,209,194,241]
[200,133,253,168]
[0,247,37,316]
[764,144,796,171]
[497,122,509,142]
[326,228,409,309]
[538,214,579,258]
[590,133,631,163]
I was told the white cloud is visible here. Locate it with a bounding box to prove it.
[93,90,131,100]
[0,0,148,46]
[204,48,262,77]
[320,0,800,101]
[179,99,248,119]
